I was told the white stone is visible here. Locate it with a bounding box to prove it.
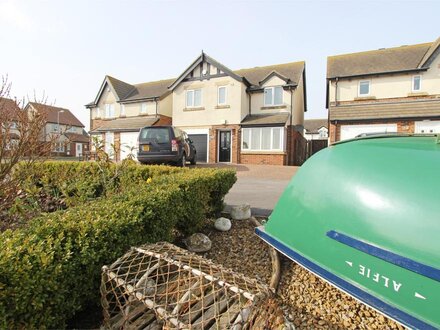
[231,204,251,220]
[214,217,232,231]
[185,233,212,253]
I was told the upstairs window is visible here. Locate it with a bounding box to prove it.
[105,104,115,118]
[96,107,101,118]
[412,75,422,92]
[359,81,370,96]
[186,89,202,107]
[264,86,283,106]
[141,103,147,114]
[218,86,227,105]
[120,104,126,116]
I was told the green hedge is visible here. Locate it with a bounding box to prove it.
[14,162,187,208]
[0,167,236,329]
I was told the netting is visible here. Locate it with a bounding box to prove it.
[101,242,291,329]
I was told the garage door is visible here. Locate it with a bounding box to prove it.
[120,132,139,160]
[188,134,208,163]
[415,120,440,133]
[340,124,397,141]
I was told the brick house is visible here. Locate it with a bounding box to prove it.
[304,119,328,140]
[86,76,172,161]
[327,37,440,143]
[25,102,89,157]
[169,52,307,165]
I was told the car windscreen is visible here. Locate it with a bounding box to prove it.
[139,128,171,144]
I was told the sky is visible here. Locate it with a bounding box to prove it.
[0,0,439,131]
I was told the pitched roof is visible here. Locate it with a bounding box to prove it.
[28,102,84,127]
[123,78,175,102]
[304,119,328,133]
[235,61,305,87]
[91,116,159,132]
[64,132,89,143]
[329,99,440,121]
[241,113,290,126]
[0,97,21,119]
[327,39,440,78]
[106,76,136,99]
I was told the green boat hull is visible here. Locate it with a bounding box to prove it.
[256,135,440,329]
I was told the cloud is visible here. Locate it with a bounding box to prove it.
[0,1,32,31]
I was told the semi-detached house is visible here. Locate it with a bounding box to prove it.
[327,37,440,143]
[87,52,307,165]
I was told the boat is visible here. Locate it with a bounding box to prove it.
[256,134,440,329]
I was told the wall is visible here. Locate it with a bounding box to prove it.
[172,75,244,127]
[293,72,305,127]
[328,54,440,103]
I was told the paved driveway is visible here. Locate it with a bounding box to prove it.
[197,164,299,217]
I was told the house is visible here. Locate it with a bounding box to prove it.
[0,97,21,149]
[86,76,173,160]
[25,102,89,157]
[304,119,328,140]
[86,53,307,165]
[169,52,307,165]
[327,37,440,143]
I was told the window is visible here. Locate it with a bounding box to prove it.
[242,127,284,151]
[141,103,147,114]
[359,81,370,96]
[120,104,126,116]
[264,86,283,106]
[218,86,227,105]
[186,89,202,107]
[96,107,101,118]
[412,75,421,92]
[53,142,65,152]
[318,128,328,139]
[105,104,115,118]
[10,122,17,129]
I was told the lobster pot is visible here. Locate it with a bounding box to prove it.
[101,242,289,329]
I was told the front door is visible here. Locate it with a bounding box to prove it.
[76,143,82,157]
[219,131,231,162]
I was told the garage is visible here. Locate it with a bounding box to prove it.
[415,120,440,134]
[188,134,208,163]
[120,132,139,160]
[340,124,397,141]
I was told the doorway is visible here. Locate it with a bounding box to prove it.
[218,130,231,162]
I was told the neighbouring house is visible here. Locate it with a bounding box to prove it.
[327,37,440,143]
[169,52,307,165]
[0,97,22,152]
[25,102,89,157]
[86,76,173,161]
[304,119,328,140]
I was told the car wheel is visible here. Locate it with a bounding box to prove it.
[179,153,186,167]
[190,155,197,165]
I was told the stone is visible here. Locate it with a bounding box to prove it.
[230,204,251,220]
[214,217,232,231]
[185,233,212,253]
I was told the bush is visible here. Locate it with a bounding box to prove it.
[0,166,236,329]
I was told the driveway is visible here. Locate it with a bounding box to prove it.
[196,164,299,217]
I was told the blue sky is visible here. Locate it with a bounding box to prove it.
[0,0,438,130]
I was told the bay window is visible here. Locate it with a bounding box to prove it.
[242,127,284,151]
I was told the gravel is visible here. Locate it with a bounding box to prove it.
[201,218,404,330]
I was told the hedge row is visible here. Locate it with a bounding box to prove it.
[0,168,236,329]
[14,161,187,207]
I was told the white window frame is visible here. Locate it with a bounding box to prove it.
[218,86,227,105]
[264,86,283,106]
[241,127,284,151]
[412,75,422,92]
[358,80,370,96]
[141,103,147,114]
[120,104,126,116]
[105,104,114,118]
[186,89,202,108]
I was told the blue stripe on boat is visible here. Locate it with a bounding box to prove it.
[327,230,440,282]
[255,226,436,330]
